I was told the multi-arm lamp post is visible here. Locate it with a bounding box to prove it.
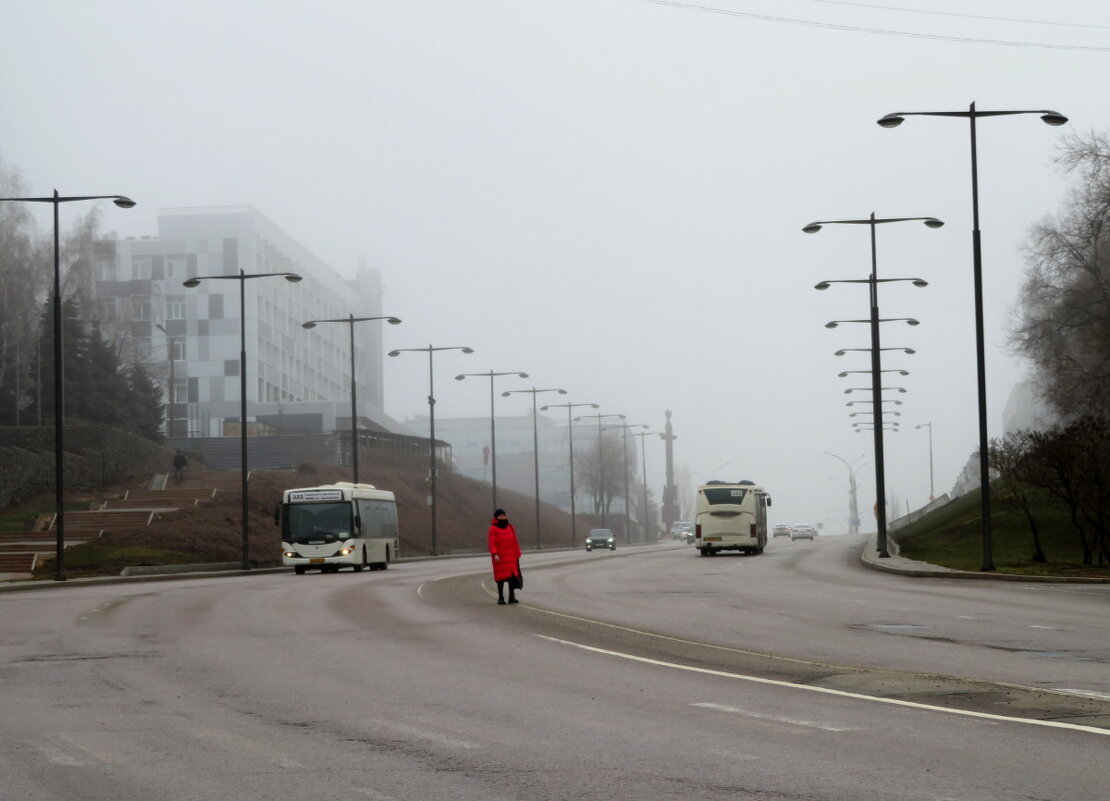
[502,387,566,549]
[0,191,135,581]
[878,103,1067,570]
[916,421,935,502]
[806,212,940,558]
[184,268,302,570]
[456,370,528,512]
[575,412,626,529]
[302,314,402,484]
[541,401,599,546]
[388,345,473,556]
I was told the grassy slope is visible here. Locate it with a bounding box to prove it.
[894,483,1109,577]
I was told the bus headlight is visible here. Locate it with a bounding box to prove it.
[282,551,297,558]
[338,548,352,556]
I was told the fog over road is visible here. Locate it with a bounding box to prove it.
[2,537,1107,800]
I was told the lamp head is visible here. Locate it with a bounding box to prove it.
[838,372,849,378]
[462,347,474,354]
[112,196,137,209]
[386,317,402,325]
[825,321,839,329]
[896,369,909,376]
[814,281,831,291]
[802,223,822,234]
[834,350,846,356]
[923,218,944,229]
[454,374,466,381]
[284,273,302,283]
[557,389,568,395]
[517,372,529,378]
[183,277,201,288]
[302,321,316,330]
[906,318,920,326]
[877,114,904,128]
[155,323,167,334]
[1041,112,1068,126]
[387,350,401,357]
[911,279,929,288]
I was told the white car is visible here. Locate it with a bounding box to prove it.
[791,525,817,541]
[771,524,793,538]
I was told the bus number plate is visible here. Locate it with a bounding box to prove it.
[309,558,325,563]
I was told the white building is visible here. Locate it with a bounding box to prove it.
[94,206,409,438]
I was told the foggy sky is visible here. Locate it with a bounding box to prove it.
[3,0,1107,530]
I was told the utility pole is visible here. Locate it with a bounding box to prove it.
[660,409,679,537]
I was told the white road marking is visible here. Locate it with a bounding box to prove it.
[536,635,1110,737]
[28,740,88,767]
[692,702,855,731]
[1054,688,1110,701]
[1030,625,1058,630]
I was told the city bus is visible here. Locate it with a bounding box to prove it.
[278,482,399,574]
[693,480,771,556]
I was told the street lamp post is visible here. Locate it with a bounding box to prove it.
[605,421,648,543]
[1,191,135,581]
[456,370,529,511]
[823,452,864,535]
[154,323,178,438]
[575,412,625,529]
[632,430,661,541]
[184,268,302,570]
[541,401,599,546]
[502,387,567,549]
[916,421,935,502]
[388,345,473,555]
[302,315,401,483]
[878,103,1067,570]
[806,213,940,557]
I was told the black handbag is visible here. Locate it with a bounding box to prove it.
[510,567,523,591]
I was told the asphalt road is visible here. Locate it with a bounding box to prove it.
[1,535,1107,801]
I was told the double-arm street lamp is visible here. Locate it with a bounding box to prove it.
[878,103,1067,570]
[388,345,473,555]
[302,314,402,484]
[824,452,864,535]
[605,421,649,543]
[806,213,940,558]
[541,400,599,545]
[916,421,935,501]
[575,412,626,530]
[631,430,662,541]
[502,387,567,549]
[456,370,529,511]
[184,268,302,570]
[0,191,136,581]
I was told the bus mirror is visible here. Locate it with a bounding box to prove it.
[354,515,362,532]
[766,497,772,507]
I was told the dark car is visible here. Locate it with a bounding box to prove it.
[585,528,616,551]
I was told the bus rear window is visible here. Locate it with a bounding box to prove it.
[702,487,748,505]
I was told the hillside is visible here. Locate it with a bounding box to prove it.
[24,450,613,579]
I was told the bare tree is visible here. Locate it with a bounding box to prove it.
[988,430,1047,562]
[573,430,629,516]
[1012,131,1110,419]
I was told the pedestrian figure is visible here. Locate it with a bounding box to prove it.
[488,508,521,605]
[172,450,188,484]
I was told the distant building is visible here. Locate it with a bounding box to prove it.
[1002,380,1056,435]
[93,206,409,439]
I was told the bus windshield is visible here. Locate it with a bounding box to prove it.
[702,487,748,505]
[284,502,354,544]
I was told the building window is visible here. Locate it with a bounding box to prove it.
[170,340,186,361]
[131,256,152,279]
[166,296,186,320]
[165,256,186,279]
[131,297,151,320]
[224,360,240,377]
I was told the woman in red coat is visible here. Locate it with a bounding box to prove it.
[488,509,522,604]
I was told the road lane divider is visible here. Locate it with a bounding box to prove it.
[537,635,1110,738]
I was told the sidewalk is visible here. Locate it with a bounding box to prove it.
[859,531,1110,583]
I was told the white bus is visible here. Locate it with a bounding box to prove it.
[693,480,771,556]
[278,482,399,574]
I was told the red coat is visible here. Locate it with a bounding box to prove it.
[488,519,521,582]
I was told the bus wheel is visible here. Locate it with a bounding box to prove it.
[294,566,306,575]
[699,548,709,557]
[354,548,367,572]
[382,547,390,570]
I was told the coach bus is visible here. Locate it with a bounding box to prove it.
[278,482,399,574]
[693,480,771,556]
